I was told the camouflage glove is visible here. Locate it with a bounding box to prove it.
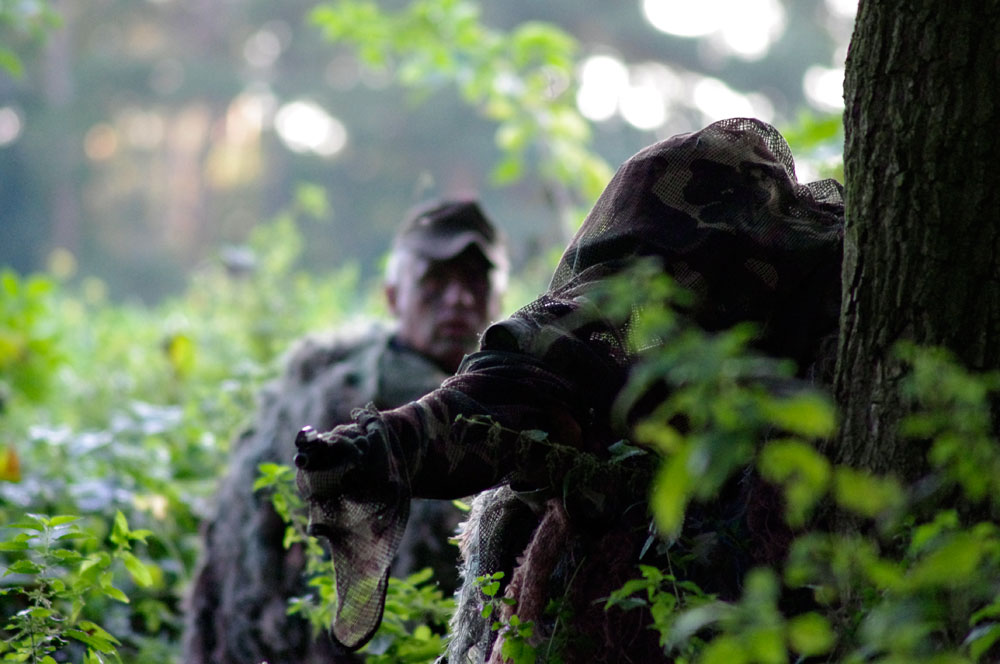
[291,417,411,651]
[294,424,369,534]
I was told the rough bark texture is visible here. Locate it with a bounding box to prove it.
[835,0,1000,477]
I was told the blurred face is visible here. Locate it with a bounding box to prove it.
[386,248,500,373]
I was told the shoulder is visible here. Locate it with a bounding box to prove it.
[281,320,395,383]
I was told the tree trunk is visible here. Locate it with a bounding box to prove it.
[834,0,1000,478]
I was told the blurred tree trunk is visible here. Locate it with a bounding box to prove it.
[832,0,1000,478]
[43,0,80,255]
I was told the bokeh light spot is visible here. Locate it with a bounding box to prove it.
[825,0,858,19]
[47,248,78,280]
[620,84,667,130]
[84,124,120,161]
[644,0,786,60]
[642,0,721,37]
[693,77,757,123]
[274,100,347,157]
[803,66,845,111]
[0,107,23,147]
[576,55,629,121]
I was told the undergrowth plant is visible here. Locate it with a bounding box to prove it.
[255,462,456,663]
[0,512,153,663]
[601,266,1000,663]
[0,189,371,662]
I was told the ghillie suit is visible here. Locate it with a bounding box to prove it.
[183,324,462,664]
[294,118,845,662]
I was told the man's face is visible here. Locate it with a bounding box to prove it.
[387,248,500,373]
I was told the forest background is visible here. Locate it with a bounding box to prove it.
[10,2,998,664]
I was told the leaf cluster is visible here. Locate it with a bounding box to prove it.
[0,198,372,662]
[309,0,612,232]
[599,266,1000,664]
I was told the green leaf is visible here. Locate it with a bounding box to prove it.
[295,183,330,219]
[26,606,54,619]
[67,622,120,654]
[833,467,904,518]
[908,533,989,589]
[79,552,111,577]
[128,529,153,543]
[971,601,1000,626]
[52,548,85,564]
[758,438,831,527]
[967,623,1000,661]
[7,516,46,531]
[0,47,23,77]
[787,612,835,656]
[120,551,153,587]
[102,585,130,604]
[490,156,523,185]
[110,511,129,546]
[746,626,786,664]
[650,447,692,536]
[762,391,837,438]
[700,635,749,664]
[48,515,80,526]
[4,559,42,575]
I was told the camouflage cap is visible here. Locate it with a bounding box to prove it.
[393,199,507,269]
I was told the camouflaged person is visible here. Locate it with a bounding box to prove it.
[292,119,845,663]
[182,199,508,664]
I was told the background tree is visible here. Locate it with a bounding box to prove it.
[0,0,851,303]
[833,0,1000,479]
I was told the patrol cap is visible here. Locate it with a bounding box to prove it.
[393,199,507,269]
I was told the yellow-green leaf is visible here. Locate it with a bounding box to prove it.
[763,392,837,438]
[787,612,835,656]
[121,551,153,587]
[833,467,905,518]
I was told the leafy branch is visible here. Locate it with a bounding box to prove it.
[1,511,156,663]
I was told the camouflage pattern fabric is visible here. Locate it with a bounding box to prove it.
[183,324,458,664]
[294,118,845,660]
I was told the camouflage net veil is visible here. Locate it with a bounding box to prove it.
[294,117,844,654]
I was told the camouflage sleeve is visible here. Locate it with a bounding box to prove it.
[292,305,628,651]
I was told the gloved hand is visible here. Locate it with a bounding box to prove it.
[293,424,366,473]
[293,424,372,538]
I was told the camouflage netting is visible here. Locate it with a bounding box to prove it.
[183,325,460,664]
[294,118,845,661]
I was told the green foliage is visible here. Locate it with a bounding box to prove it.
[595,260,837,536]
[896,343,1000,505]
[309,0,613,230]
[0,204,372,662]
[606,563,717,659]
[778,111,846,182]
[0,270,64,406]
[0,0,60,76]
[257,463,456,663]
[590,263,1000,664]
[366,569,455,664]
[623,339,1000,663]
[0,512,154,662]
[474,572,537,664]
[254,462,337,635]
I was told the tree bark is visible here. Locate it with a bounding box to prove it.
[834,0,1000,477]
